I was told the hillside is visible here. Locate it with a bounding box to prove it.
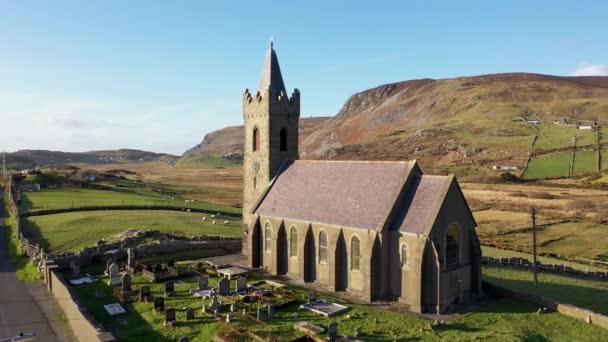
[183,117,331,157]
[4,149,174,169]
[186,73,608,178]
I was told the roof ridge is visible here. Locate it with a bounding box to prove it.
[293,159,412,164]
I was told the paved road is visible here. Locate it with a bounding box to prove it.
[0,193,58,341]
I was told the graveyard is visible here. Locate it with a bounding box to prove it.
[62,251,608,342]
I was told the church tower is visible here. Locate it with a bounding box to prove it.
[242,43,300,253]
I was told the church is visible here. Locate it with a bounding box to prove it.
[241,43,482,314]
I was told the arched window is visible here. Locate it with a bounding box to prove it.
[445,224,461,268]
[351,236,360,270]
[264,223,272,252]
[318,231,327,264]
[280,128,287,151]
[290,226,298,257]
[401,244,408,267]
[253,127,259,152]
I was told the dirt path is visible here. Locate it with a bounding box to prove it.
[0,193,59,341]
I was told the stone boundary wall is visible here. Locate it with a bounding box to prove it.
[45,267,115,341]
[482,256,608,281]
[483,280,608,330]
[22,205,242,219]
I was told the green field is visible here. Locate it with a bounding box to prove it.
[483,265,608,315]
[175,156,242,168]
[575,129,597,146]
[20,187,240,214]
[600,127,608,144]
[71,272,608,342]
[523,152,571,179]
[534,125,575,150]
[572,150,598,175]
[481,246,607,272]
[602,148,608,170]
[22,210,241,253]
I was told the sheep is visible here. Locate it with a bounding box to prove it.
[223,220,229,225]
[212,220,216,225]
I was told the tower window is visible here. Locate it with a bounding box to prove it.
[280,128,287,151]
[253,127,259,152]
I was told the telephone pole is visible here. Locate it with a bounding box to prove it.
[2,150,6,184]
[531,207,538,292]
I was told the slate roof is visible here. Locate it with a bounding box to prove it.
[254,160,415,230]
[397,175,453,235]
[257,43,287,96]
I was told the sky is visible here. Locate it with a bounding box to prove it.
[1,1,607,155]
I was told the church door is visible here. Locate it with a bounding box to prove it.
[335,231,347,291]
[251,221,263,268]
[304,227,316,282]
[276,225,288,275]
[370,237,382,300]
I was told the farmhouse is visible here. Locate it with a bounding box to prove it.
[241,43,482,313]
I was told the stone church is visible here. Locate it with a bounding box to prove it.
[241,43,482,313]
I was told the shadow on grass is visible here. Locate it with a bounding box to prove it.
[483,272,608,315]
[19,217,52,252]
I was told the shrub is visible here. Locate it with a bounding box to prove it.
[528,192,556,199]
[499,172,520,183]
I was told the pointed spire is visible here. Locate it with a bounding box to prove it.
[257,41,287,96]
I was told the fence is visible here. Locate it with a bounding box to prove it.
[482,256,608,281]
[22,204,242,218]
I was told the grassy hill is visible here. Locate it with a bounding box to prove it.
[185,73,608,179]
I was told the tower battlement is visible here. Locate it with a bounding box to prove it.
[243,87,300,116]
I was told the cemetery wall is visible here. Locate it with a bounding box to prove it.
[47,269,115,341]
[483,281,608,330]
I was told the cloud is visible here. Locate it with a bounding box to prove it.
[571,64,608,76]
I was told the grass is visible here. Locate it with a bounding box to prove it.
[22,210,241,254]
[175,156,242,168]
[483,265,608,315]
[72,271,608,341]
[20,187,241,214]
[523,152,571,179]
[481,246,607,272]
[575,129,597,146]
[572,150,598,175]
[600,127,608,144]
[533,124,575,150]
[2,193,40,282]
[602,148,608,170]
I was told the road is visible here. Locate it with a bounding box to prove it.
[0,192,58,341]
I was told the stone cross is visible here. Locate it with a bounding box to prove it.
[107,263,121,286]
[218,278,230,296]
[140,285,151,302]
[121,273,132,292]
[164,308,176,326]
[154,297,165,312]
[165,281,175,297]
[235,277,247,291]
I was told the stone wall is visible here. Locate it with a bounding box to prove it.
[45,266,115,341]
[482,256,608,281]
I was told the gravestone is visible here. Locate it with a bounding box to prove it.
[218,278,230,296]
[226,313,231,323]
[201,304,206,313]
[68,261,80,277]
[186,308,195,320]
[164,308,176,326]
[213,309,219,319]
[105,259,112,275]
[153,297,165,312]
[165,281,175,297]
[267,304,275,319]
[257,306,265,321]
[230,304,235,312]
[121,273,132,292]
[140,286,151,302]
[198,275,208,290]
[127,248,135,267]
[209,295,220,310]
[308,289,317,303]
[235,277,247,291]
[328,322,338,339]
[107,263,121,286]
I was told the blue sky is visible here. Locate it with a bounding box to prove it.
[1,1,606,154]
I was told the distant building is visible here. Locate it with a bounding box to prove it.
[492,165,519,171]
[553,120,566,126]
[578,125,593,130]
[527,120,539,124]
